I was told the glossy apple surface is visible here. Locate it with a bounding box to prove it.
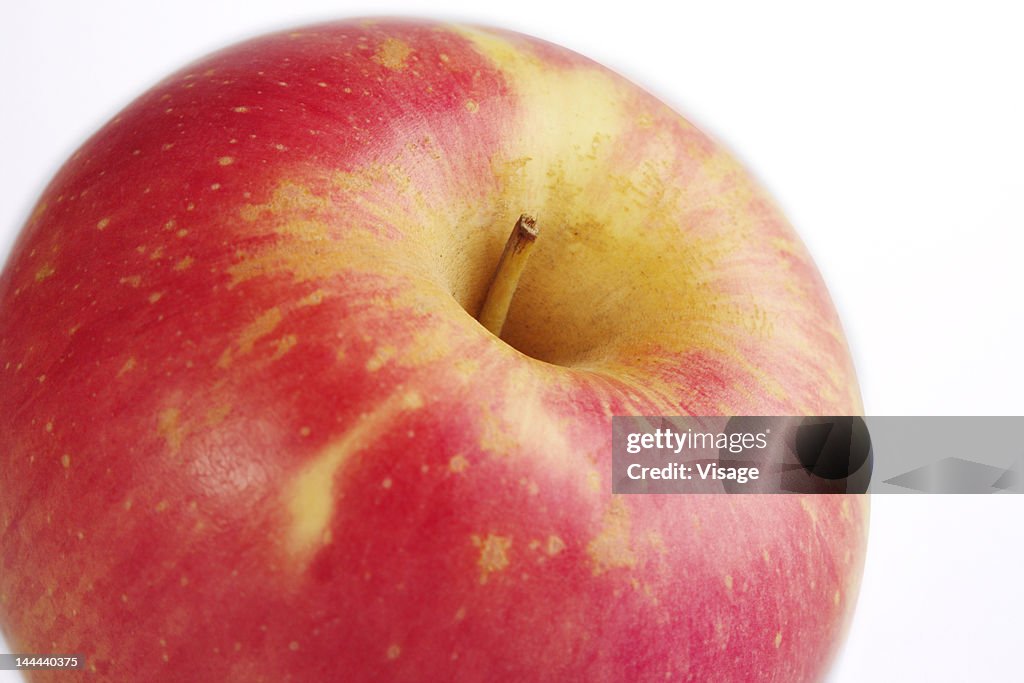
[0,18,866,682]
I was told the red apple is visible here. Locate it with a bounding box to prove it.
[0,18,867,682]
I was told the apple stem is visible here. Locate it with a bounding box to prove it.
[477,213,538,337]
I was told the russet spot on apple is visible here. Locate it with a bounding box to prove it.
[0,18,866,682]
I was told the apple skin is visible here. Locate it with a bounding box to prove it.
[0,18,866,683]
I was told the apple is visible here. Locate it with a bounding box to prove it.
[0,18,867,682]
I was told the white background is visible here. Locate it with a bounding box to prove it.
[2,1,1023,681]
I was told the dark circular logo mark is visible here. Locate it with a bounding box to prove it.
[717,416,873,493]
[795,416,872,481]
